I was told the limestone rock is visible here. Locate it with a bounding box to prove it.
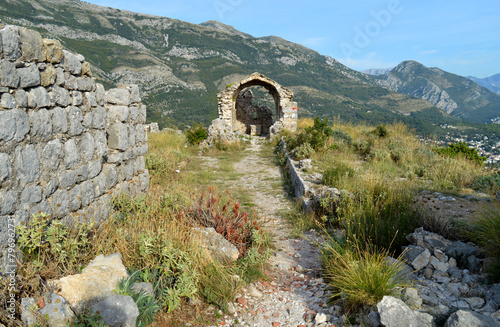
[91,295,139,327]
[43,39,64,63]
[106,88,130,105]
[192,227,240,262]
[62,50,82,75]
[444,309,500,327]
[18,64,40,88]
[131,282,154,297]
[1,25,21,60]
[0,59,20,88]
[377,296,436,327]
[37,293,75,327]
[53,253,128,314]
[19,28,45,62]
[402,288,423,309]
[412,248,431,270]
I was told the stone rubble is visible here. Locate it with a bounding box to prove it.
[20,253,152,327]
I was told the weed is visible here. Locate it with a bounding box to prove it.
[188,188,261,256]
[294,143,315,160]
[115,271,160,326]
[322,238,411,308]
[16,213,95,275]
[466,201,500,281]
[323,162,355,187]
[73,310,109,327]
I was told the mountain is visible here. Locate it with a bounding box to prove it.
[1,0,453,133]
[361,68,393,76]
[468,74,500,95]
[368,61,500,123]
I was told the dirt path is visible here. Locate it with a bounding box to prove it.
[209,139,338,327]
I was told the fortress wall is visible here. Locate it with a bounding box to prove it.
[0,25,150,266]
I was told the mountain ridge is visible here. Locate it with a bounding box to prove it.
[367,60,500,123]
[468,73,500,95]
[0,0,494,136]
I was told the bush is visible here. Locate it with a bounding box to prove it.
[353,139,373,156]
[332,129,353,145]
[434,141,486,166]
[16,213,95,273]
[373,124,388,137]
[285,117,333,152]
[473,172,500,195]
[294,143,315,160]
[185,125,208,145]
[322,239,410,308]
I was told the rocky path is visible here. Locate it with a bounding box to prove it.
[210,139,339,327]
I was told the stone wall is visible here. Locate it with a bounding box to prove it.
[207,72,297,142]
[0,25,149,266]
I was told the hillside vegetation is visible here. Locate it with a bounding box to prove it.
[1,0,454,133]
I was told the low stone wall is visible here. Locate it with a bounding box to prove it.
[0,25,149,269]
[280,139,342,212]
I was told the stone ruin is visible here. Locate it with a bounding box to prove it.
[0,25,149,271]
[207,72,298,142]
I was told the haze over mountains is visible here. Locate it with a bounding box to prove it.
[1,0,499,135]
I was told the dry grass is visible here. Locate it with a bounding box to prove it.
[3,130,269,324]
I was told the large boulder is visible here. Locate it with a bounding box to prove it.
[192,227,239,262]
[52,253,128,314]
[444,310,500,327]
[377,296,436,327]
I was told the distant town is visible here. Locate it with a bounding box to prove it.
[434,124,500,164]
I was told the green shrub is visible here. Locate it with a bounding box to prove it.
[16,213,95,271]
[332,129,353,145]
[353,139,373,156]
[137,235,198,312]
[434,141,486,166]
[185,125,208,145]
[294,143,315,160]
[373,124,388,137]
[321,239,410,308]
[285,117,333,152]
[473,172,500,195]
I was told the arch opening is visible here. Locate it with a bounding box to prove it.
[233,85,280,136]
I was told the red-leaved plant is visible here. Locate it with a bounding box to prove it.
[188,187,261,257]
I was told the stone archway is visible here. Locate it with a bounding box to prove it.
[208,72,298,140]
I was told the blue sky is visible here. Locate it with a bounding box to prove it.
[85,0,500,78]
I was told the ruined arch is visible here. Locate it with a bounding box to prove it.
[209,73,297,139]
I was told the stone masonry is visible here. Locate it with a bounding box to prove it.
[0,25,149,270]
[207,72,297,142]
